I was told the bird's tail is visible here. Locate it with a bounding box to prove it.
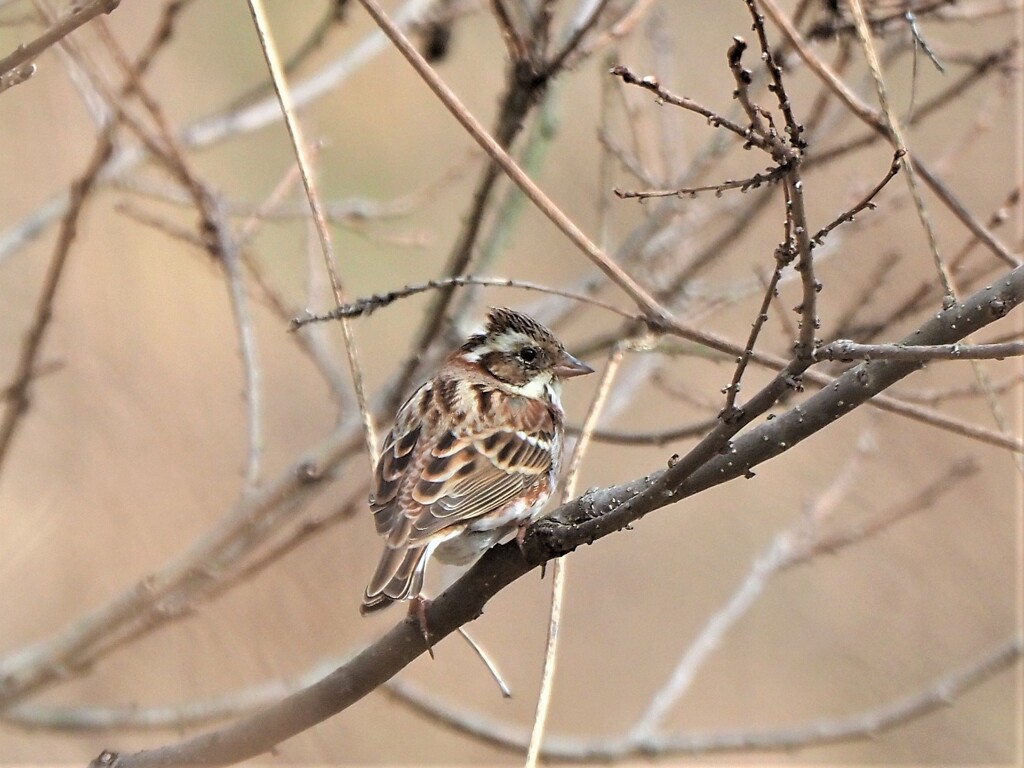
[360,545,428,615]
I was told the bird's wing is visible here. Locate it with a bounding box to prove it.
[370,385,427,536]
[393,387,557,547]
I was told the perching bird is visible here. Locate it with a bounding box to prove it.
[361,307,593,614]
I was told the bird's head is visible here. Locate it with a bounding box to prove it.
[460,307,593,395]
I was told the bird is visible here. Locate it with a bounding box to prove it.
[361,306,594,616]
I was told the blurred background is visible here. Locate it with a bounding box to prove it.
[0,0,1021,763]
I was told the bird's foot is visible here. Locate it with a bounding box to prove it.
[407,595,434,659]
[515,521,530,553]
[515,522,547,579]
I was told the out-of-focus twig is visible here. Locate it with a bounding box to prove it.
[0,0,119,80]
[381,636,1021,759]
[525,342,626,768]
[357,0,673,324]
[0,134,111,472]
[246,0,377,468]
[847,0,955,299]
[759,0,1022,269]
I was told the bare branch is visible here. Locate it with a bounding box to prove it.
[609,64,776,155]
[0,128,112,472]
[246,0,378,468]
[291,275,637,327]
[816,339,1024,362]
[613,166,784,201]
[847,0,956,299]
[526,343,626,768]
[356,0,673,324]
[87,265,1024,767]
[811,149,904,246]
[545,0,614,75]
[0,0,119,80]
[382,635,1021,758]
[758,0,1022,269]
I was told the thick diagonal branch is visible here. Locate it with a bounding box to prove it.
[92,264,1024,767]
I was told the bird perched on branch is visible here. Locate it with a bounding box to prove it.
[361,307,593,616]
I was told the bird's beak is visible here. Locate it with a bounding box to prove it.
[552,351,594,378]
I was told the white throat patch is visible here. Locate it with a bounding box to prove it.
[509,372,550,399]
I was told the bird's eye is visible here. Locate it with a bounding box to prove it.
[519,346,538,364]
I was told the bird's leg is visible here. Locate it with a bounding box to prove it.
[515,520,530,553]
[407,595,434,659]
[515,522,547,578]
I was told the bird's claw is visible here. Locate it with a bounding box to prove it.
[408,595,435,659]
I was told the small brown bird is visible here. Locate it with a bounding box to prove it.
[361,307,593,614]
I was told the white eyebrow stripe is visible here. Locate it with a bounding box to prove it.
[491,331,534,353]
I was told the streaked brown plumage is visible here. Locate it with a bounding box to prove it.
[361,307,593,614]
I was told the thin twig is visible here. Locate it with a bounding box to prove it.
[545,0,613,75]
[382,635,1021,760]
[745,8,818,360]
[560,0,657,70]
[291,275,636,328]
[894,372,1024,405]
[744,0,803,148]
[913,161,1022,268]
[220,209,264,487]
[490,0,527,62]
[525,342,626,768]
[455,627,513,699]
[0,0,119,77]
[848,0,956,300]
[246,0,378,468]
[356,0,672,322]
[727,35,769,141]
[759,0,1022,272]
[0,129,112,471]
[569,416,718,446]
[113,200,205,245]
[815,339,1024,362]
[226,0,348,111]
[811,149,904,246]
[614,166,784,201]
[524,561,566,768]
[609,64,776,155]
[721,244,787,415]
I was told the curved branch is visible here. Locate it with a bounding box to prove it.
[386,636,1021,759]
